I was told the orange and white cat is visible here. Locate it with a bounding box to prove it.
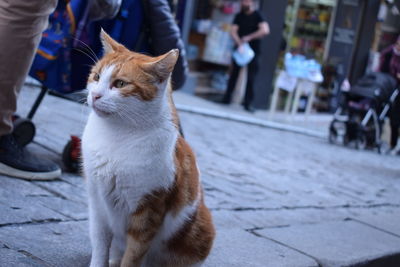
[81,30,215,267]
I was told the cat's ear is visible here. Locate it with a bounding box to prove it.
[145,49,179,82]
[100,28,126,54]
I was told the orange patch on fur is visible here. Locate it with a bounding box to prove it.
[124,136,215,265]
[167,201,215,264]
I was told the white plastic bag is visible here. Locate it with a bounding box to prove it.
[233,43,255,66]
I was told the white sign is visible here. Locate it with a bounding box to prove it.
[276,71,298,92]
[333,28,355,45]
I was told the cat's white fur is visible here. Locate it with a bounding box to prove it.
[82,65,200,267]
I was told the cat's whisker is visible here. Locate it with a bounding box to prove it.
[72,37,99,61]
[73,47,98,64]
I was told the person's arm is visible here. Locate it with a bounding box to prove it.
[230,24,242,46]
[242,22,269,43]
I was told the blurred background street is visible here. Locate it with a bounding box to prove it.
[1,0,400,266]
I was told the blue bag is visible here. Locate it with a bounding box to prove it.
[29,0,88,93]
[30,0,147,93]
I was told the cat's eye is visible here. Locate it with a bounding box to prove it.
[114,79,127,88]
[93,73,100,81]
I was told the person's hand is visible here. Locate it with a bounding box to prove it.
[241,35,252,43]
[238,44,245,53]
[397,73,400,80]
[235,38,244,47]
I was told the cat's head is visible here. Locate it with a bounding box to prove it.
[87,30,178,119]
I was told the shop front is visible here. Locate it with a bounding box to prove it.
[180,0,388,112]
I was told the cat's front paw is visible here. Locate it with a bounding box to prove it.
[89,258,108,267]
[109,258,122,267]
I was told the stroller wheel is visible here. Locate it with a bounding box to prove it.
[355,135,367,150]
[12,117,35,147]
[377,145,382,154]
[328,130,336,144]
[342,134,349,146]
[329,120,347,146]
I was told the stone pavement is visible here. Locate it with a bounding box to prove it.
[1,85,400,266]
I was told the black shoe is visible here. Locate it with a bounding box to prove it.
[243,104,256,113]
[0,134,61,180]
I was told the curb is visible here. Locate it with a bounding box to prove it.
[357,252,400,267]
[176,104,328,139]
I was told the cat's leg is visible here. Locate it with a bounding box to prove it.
[109,237,124,267]
[120,235,149,267]
[88,200,112,267]
[121,202,166,267]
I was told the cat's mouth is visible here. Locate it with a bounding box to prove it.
[92,104,112,117]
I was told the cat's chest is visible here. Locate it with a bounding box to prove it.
[82,119,177,210]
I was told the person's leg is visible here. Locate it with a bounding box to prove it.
[243,55,259,111]
[0,0,61,180]
[390,125,398,149]
[222,60,241,104]
[0,0,57,136]
[390,119,399,149]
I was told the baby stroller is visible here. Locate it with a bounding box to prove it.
[329,72,399,152]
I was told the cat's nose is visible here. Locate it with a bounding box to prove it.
[92,93,103,102]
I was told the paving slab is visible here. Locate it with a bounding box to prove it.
[0,221,90,267]
[0,176,67,225]
[204,228,318,267]
[28,195,87,221]
[256,219,400,267]
[211,208,352,231]
[32,179,87,205]
[0,245,45,267]
[350,209,400,237]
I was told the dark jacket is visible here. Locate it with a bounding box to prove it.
[144,0,188,90]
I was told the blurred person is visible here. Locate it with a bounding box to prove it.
[221,0,269,112]
[379,36,400,154]
[0,0,61,180]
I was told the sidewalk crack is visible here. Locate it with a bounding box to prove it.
[31,183,68,200]
[246,228,322,267]
[211,203,400,212]
[17,250,53,267]
[348,218,400,239]
[2,240,52,266]
[0,218,87,228]
[30,182,87,206]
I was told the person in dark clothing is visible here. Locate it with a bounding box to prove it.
[221,0,269,112]
[379,36,400,154]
